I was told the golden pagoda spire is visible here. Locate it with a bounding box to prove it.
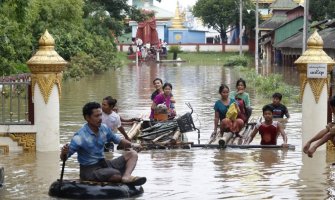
[171,1,184,29]
[27,30,67,103]
[294,30,335,103]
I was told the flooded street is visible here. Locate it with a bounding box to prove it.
[1,62,335,199]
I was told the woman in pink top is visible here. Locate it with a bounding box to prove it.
[150,82,176,119]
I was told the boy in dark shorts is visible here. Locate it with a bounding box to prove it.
[269,92,290,119]
[247,104,288,147]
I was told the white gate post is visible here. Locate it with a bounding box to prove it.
[295,31,335,151]
[26,30,67,152]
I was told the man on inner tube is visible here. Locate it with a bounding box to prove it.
[60,102,146,186]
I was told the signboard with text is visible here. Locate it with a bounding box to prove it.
[307,63,327,78]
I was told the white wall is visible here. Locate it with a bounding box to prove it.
[0,125,36,152]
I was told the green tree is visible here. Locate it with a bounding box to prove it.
[310,0,335,21]
[0,1,33,75]
[84,0,157,36]
[193,0,255,45]
[0,0,157,77]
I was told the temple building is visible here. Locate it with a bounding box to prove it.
[167,1,206,44]
[258,0,300,64]
[128,0,206,44]
[128,0,173,42]
[251,0,302,20]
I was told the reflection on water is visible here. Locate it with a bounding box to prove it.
[1,63,335,199]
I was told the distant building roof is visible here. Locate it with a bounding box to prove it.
[275,15,303,31]
[274,31,304,48]
[286,5,303,15]
[259,0,299,30]
[270,0,298,11]
[259,13,288,30]
[275,27,335,49]
[319,27,335,49]
[273,16,303,45]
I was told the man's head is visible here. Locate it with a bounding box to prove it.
[272,92,282,105]
[102,96,117,114]
[262,104,274,121]
[82,102,102,128]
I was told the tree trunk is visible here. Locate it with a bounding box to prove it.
[220,29,226,52]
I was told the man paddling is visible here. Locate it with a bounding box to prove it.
[60,102,146,185]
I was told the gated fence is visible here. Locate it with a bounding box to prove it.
[0,74,34,125]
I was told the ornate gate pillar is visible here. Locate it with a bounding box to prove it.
[294,31,335,151]
[27,30,67,151]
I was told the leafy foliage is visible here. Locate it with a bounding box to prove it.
[234,66,299,103]
[0,0,146,78]
[0,1,32,75]
[192,0,256,42]
[83,0,155,36]
[168,45,182,54]
[310,0,335,21]
[224,55,248,67]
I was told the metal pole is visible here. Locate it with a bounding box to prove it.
[302,0,309,52]
[239,0,243,56]
[136,46,139,67]
[255,0,259,73]
[58,159,66,193]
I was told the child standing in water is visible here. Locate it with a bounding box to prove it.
[268,92,290,119]
[247,104,288,147]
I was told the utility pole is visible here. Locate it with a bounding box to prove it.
[255,0,259,73]
[239,0,243,56]
[302,0,309,52]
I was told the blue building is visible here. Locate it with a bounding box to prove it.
[168,2,206,44]
[129,0,206,44]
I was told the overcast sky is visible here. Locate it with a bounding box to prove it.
[153,0,197,12]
